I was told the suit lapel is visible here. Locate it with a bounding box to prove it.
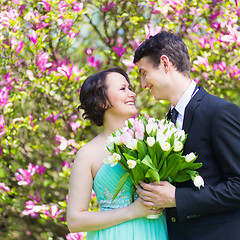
[182,87,207,133]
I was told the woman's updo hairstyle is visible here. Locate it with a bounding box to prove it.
[78,66,130,126]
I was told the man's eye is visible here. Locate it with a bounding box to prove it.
[120,87,125,90]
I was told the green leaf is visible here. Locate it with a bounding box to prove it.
[112,172,130,201]
[145,169,160,183]
[123,153,137,161]
[141,155,156,170]
[137,140,147,159]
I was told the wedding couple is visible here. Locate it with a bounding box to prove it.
[67,30,240,240]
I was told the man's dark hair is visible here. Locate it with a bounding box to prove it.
[133,30,190,78]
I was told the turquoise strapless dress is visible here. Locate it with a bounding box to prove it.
[86,163,168,240]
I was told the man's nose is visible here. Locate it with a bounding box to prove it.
[141,78,147,89]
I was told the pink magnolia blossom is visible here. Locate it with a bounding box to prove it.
[0,182,11,192]
[72,1,84,12]
[37,51,52,72]
[43,205,64,219]
[16,41,24,53]
[12,0,20,4]
[235,0,238,5]
[26,70,34,80]
[113,45,127,58]
[27,30,38,45]
[42,0,51,12]
[22,201,48,218]
[55,135,75,154]
[230,65,240,78]
[46,111,62,123]
[66,232,85,240]
[0,86,12,108]
[0,147,3,156]
[87,56,102,70]
[198,37,207,48]
[68,31,79,39]
[70,115,81,131]
[0,115,5,129]
[59,1,68,14]
[15,163,46,185]
[58,18,73,33]
[29,191,41,203]
[145,24,162,38]
[57,63,75,79]
[102,2,115,12]
[84,47,94,55]
[193,56,209,68]
[62,161,71,169]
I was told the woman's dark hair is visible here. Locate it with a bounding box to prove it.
[133,30,190,78]
[78,66,130,126]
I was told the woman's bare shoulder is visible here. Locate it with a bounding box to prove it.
[74,135,104,165]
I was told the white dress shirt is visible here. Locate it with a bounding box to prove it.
[171,80,198,130]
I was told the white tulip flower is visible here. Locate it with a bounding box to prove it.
[147,137,155,147]
[193,175,204,189]
[173,141,183,152]
[127,160,137,169]
[185,152,196,162]
[126,139,138,150]
[103,153,121,167]
[160,141,171,151]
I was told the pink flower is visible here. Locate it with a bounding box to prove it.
[193,56,209,68]
[70,115,81,131]
[84,47,93,55]
[37,51,52,72]
[91,190,96,199]
[198,37,207,48]
[120,132,133,145]
[113,45,127,58]
[57,63,75,79]
[0,115,5,129]
[26,70,34,80]
[72,1,83,12]
[12,0,20,4]
[36,165,46,175]
[15,169,32,185]
[87,56,102,70]
[62,161,71,168]
[42,0,51,12]
[46,112,62,123]
[30,114,34,129]
[48,205,64,218]
[22,201,39,218]
[0,182,11,192]
[102,2,115,12]
[145,23,162,39]
[66,232,85,240]
[55,135,75,154]
[0,86,12,108]
[27,30,38,45]
[59,19,73,33]
[59,1,68,14]
[133,120,145,140]
[16,41,24,53]
[218,62,226,72]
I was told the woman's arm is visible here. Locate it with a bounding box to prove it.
[67,146,161,233]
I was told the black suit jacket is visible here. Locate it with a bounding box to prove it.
[167,87,240,240]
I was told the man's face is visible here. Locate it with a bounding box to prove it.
[137,56,169,101]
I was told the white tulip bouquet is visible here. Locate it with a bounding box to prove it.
[104,114,204,201]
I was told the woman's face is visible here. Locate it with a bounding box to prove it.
[105,72,137,118]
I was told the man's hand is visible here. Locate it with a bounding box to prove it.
[136,181,176,209]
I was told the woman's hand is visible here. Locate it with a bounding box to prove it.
[128,196,164,219]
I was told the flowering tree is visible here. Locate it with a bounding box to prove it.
[0,0,239,239]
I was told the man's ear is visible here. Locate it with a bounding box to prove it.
[160,55,171,72]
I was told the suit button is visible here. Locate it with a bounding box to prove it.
[171,217,176,222]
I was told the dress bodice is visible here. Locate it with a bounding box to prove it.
[93,163,134,211]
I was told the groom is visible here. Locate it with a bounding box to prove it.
[134,30,240,240]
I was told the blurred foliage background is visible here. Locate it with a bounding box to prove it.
[0,0,239,239]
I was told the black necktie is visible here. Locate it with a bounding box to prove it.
[170,108,178,125]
